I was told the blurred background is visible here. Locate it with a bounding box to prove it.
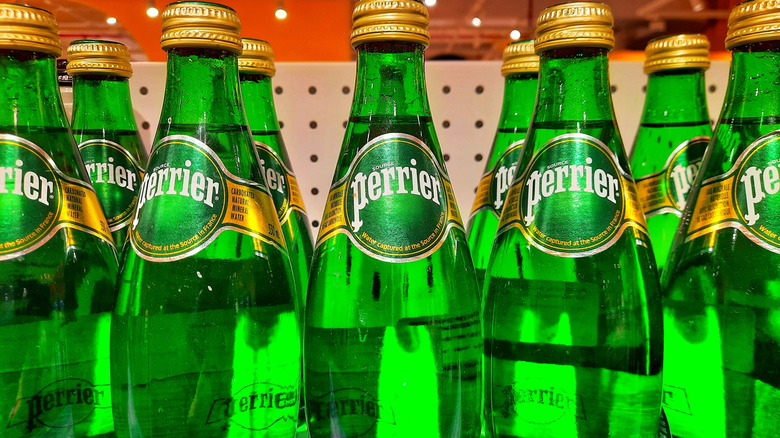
[15,0,738,61]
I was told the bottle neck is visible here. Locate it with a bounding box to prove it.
[240,73,280,132]
[641,69,709,124]
[351,41,431,119]
[721,41,780,120]
[535,47,615,123]
[72,75,137,131]
[0,50,68,130]
[158,48,246,129]
[498,72,538,131]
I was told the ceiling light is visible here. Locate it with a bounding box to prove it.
[106,17,117,25]
[471,17,481,27]
[510,29,521,40]
[424,0,437,6]
[146,7,159,18]
[690,0,705,12]
[275,8,288,19]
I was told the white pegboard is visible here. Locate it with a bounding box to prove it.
[127,60,730,232]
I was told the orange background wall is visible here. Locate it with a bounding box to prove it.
[69,0,353,61]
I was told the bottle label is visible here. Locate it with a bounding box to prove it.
[78,139,145,232]
[635,136,709,218]
[683,131,780,253]
[0,134,114,261]
[316,133,463,262]
[470,139,525,219]
[498,133,648,257]
[129,135,285,261]
[255,141,308,225]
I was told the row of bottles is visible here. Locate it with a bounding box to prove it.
[1,0,778,437]
[0,1,311,437]
[468,2,780,438]
[480,3,663,436]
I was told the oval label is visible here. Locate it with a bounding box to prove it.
[498,133,648,257]
[635,136,708,218]
[470,139,524,219]
[79,139,145,231]
[0,134,114,260]
[684,131,780,253]
[130,135,284,261]
[255,141,308,225]
[734,134,780,248]
[316,133,463,262]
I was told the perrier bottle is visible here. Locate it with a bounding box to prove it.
[630,34,712,275]
[68,39,148,248]
[0,4,118,437]
[239,38,313,306]
[467,40,539,289]
[305,0,481,436]
[111,2,300,437]
[483,3,663,437]
[662,2,780,437]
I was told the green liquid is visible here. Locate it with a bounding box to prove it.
[0,124,117,437]
[483,108,662,438]
[251,128,313,302]
[630,120,711,274]
[306,114,482,437]
[112,123,300,437]
[484,275,662,438]
[467,126,530,296]
[663,116,780,438]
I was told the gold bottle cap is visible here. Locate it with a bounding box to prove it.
[644,34,710,74]
[502,40,539,76]
[239,38,275,77]
[350,0,430,48]
[725,0,780,50]
[535,2,614,53]
[0,4,61,56]
[160,1,242,54]
[66,40,133,77]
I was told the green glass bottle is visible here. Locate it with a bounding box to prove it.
[239,38,313,309]
[68,40,149,248]
[0,4,118,437]
[630,34,712,275]
[305,0,481,436]
[111,3,300,437]
[467,40,539,289]
[239,37,313,437]
[662,2,780,437]
[483,3,663,437]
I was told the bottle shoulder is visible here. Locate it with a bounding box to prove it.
[152,122,260,181]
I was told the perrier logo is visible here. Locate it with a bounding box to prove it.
[684,130,780,253]
[255,141,308,225]
[635,136,708,218]
[470,139,524,219]
[317,133,462,262]
[0,134,114,261]
[6,378,109,432]
[498,133,648,257]
[130,135,284,261]
[79,139,145,232]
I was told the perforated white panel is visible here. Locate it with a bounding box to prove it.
[128,60,730,232]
